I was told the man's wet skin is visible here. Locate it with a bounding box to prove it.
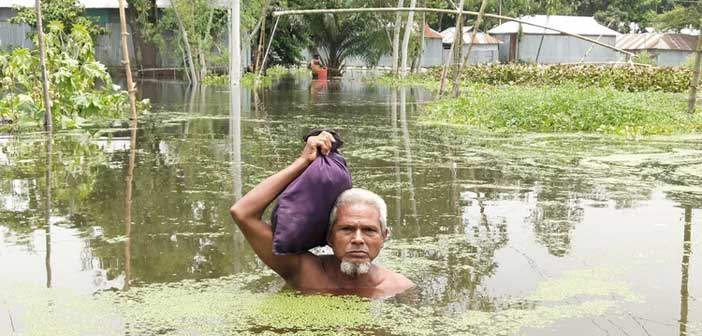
[230,131,414,298]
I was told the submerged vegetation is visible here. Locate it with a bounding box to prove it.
[370,64,702,135]
[423,84,702,135]
[0,238,638,335]
[202,65,308,87]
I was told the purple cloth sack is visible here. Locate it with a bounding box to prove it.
[271,131,352,255]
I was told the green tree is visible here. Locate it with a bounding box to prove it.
[657,2,702,31]
[0,22,137,129]
[10,0,106,39]
[288,0,392,76]
[575,0,675,33]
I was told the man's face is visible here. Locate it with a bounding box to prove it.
[328,203,386,266]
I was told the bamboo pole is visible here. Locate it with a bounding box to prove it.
[198,6,216,80]
[391,0,404,75]
[534,15,550,64]
[258,16,280,76]
[272,7,635,58]
[439,0,464,97]
[254,0,270,73]
[231,0,241,85]
[44,135,52,288]
[579,19,614,64]
[173,0,198,85]
[415,11,425,73]
[452,13,463,65]
[679,207,692,336]
[452,0,488,97]
[119,0,138,121]
[35,0,51,132]
[400,0,417,77]
[123,119,136,291]
[688,23,702,114]
[230,0,242,200]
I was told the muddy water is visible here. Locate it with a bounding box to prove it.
[0,77,700,335]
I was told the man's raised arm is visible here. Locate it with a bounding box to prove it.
[229,131,335,279]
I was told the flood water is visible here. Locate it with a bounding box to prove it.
[1,76,701,335]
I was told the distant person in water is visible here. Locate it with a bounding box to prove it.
[308,54,327,80]
[229,131,415,298]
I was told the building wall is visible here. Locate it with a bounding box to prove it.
[89,10,137,67]
[656,50,693,67]
[422,38,443,67]
[441,44,499,64]
[0,8,32,50]
[493,33,619,64]
[1,8,246,76]
[518,34,618,64]
[493,33,512,62]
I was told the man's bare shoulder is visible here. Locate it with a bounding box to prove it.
[379,266,415,291]
[287,253,331,285]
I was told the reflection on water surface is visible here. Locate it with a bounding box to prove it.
[0,77,700,335]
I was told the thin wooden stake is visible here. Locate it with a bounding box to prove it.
[119,0,138,121]
[254,0,270,73]
[400,0,417,77]
[391,0,404,76]
[230,0,241,85]
[258,16,279,76]
[173,0,198,85]
[439,0,464,97]
[123,118,136,291]
[230,0,242,200]
[415,12,426,73]
[688,23,702,114]
[452,0,488,97]
[35,0,51,132]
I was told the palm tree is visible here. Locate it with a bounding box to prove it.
[307,12,390,77]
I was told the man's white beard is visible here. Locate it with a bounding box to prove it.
[340,260,371,277]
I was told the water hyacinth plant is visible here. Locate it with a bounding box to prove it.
[423,84,702,135]
[428,64,691,93]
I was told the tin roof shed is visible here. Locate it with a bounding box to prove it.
[489,15,620,36]
[441,26,501,44]
[424,23,442,39]
[616,33,697,51]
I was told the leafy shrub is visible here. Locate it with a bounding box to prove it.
[423,83,702,135]
[0,22,140,129]
[202,66,306,87]
[202,74,229,86]
[428,63,691,93]
[10,0,106,39]
[635,51,656,66]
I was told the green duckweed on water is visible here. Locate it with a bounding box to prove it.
[1,235,642,336]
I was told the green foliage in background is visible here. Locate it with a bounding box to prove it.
[10,0,106,39]
[0,22,140,130]
[289,0,392,76]
[634,50,656,66]
[656,1,702,31]
[202,65,306,87]
[428,64,691,93]
[424,83,702,135]
[422,0,675,33]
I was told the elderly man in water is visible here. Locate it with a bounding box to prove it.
[229,131,414,298]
